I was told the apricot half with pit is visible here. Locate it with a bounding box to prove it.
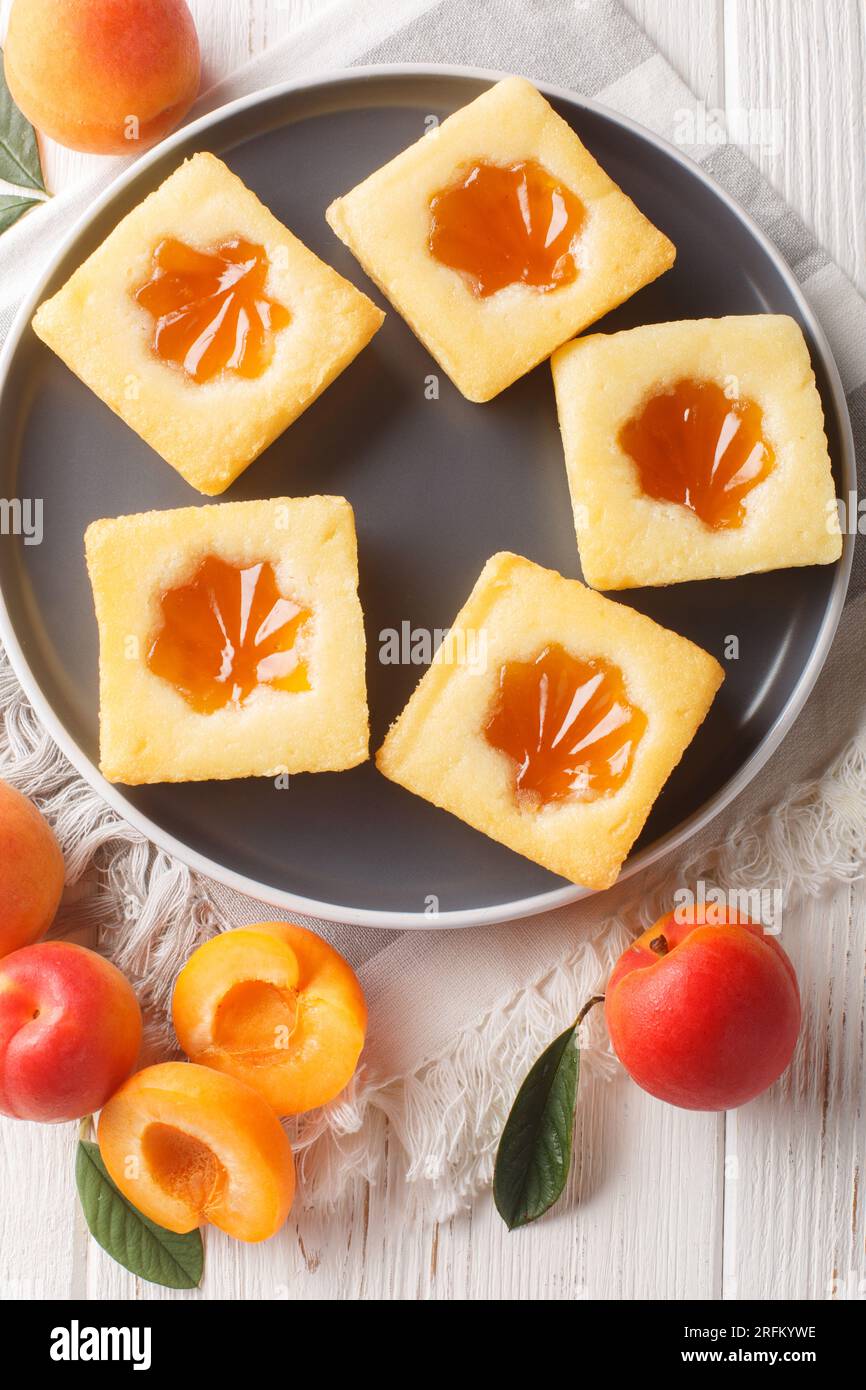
[97,1061,295,1242]
[172,923,367,1116]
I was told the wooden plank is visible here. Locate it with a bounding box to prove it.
[725,0,866,294]
[628,0,724,107]
[728,879,866,1300]
[720,0,866,1300]
[426,1077,723,1300]
[0,1121,81,1300]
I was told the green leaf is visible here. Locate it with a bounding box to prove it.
[0,193,39,234]
[493,1023,581,1230]
[75,1140,204,1290]
[0,53,45,191]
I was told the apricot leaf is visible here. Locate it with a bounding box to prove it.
[0,57,45,191]
[493,1024,579,1229]
[493,997,604,1230]
[0,193,39,234]
[76,1140,204,1290]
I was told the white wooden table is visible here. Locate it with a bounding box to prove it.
[1,0,864,1302]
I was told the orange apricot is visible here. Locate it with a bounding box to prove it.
[0,780,65,959]
[97,1061,294,1242]
[172,923,367,1116]
[3,0,200,156]
[0,941,141,1122]
[606,907,800,1110]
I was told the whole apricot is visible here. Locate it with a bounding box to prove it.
[605,907,800,1111]
[3,0,200,155]
[0,780,65,958]
[98,1062,295,1242]
[172,923,367,1116]
[0,941,142,1121]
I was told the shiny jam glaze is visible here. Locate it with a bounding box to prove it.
[135,237,290,383]
[428,159,586,298]
[484,644,646,806]
[147,556,310,714]
[618,377,775,530]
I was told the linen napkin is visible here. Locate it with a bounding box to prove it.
[1,0,864,1221]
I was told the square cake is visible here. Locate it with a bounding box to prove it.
[326,76,674,402]
[376,552,723,889]
[551,314,843,589]
[85,495,368,784]
[33,152,384,495]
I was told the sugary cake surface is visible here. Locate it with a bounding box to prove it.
[33,152,384,495]
[85,495,369,784]
[551,314,843,589]
[326,76,674,402]
[376,552,723,889]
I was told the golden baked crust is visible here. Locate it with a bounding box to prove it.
[85,495,369,784]
[551,314,843,589]
[376,552,723,889]
[33,153,384,495]
[326,76,674,402]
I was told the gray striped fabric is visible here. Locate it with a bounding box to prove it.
[360,0,656,98]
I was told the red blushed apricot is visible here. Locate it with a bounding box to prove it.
[97,1062,295,1242]
[3,0,200,156]
[0,942,141,1122]
[172,924,367,1116]
[0,781,65,959]
[605,906,801,1111]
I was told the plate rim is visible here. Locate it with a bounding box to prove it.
[0,61,854,930]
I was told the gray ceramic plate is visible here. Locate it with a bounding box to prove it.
[0,66,854,928]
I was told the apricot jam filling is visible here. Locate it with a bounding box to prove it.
[484,644,646,806]
[213,980,299,1063]
[618,377,775,530]
[428,159,586,298]
[142,1123,227,1214]
[146,555,311,715]
[134,236,290,382]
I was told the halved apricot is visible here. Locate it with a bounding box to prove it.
[172,923,367,1116]
[97,1061,294,1242]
